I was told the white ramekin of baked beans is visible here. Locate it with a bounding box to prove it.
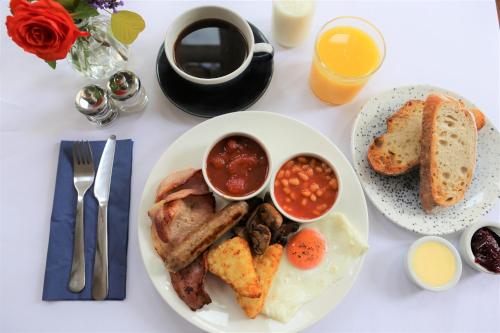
[270,153,341,223]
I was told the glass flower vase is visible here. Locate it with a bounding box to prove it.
[67,16,129,80]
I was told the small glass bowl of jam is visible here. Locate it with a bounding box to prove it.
[459,221,500,275]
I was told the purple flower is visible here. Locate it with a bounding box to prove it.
[87,0,124,12]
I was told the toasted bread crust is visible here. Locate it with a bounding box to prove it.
[420,95,440,212]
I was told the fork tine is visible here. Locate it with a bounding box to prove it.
[83,141,92,166]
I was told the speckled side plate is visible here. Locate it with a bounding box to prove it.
[351,85,500,235]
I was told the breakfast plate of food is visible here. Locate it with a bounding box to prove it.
[351,85,500,235]
[138,111,369,332]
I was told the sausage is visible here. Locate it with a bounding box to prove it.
[166,201,249,272]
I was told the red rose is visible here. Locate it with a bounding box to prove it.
[6,0,89,62]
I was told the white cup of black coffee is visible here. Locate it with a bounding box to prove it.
[165,6,274,85]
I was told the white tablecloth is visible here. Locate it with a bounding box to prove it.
[1,1,499,332]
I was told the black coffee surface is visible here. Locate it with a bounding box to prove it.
[174,19,248,79]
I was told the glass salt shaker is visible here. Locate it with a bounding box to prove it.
[75,84,119,127]
[107,70,148,113]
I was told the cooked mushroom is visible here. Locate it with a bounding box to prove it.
[248,223,271,255]
[256,203,283,231]
[271,219,300,246]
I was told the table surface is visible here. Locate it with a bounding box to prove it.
[1,1,499,332]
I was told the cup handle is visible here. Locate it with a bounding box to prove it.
[252,42,274,61]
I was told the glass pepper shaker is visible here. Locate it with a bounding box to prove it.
[75,84,119,127]
[107,70,148,113]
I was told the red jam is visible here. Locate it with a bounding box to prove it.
[471,227,500,273]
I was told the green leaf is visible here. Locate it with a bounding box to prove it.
[46,61,57,69]
[111,11,145,45]
[71,1,99,20]
[54,0,78,11]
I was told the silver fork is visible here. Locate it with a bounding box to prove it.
[69,141,95,293]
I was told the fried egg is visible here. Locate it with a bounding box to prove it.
[262,212,368,323]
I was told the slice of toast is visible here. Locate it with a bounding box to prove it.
[368,100,426,175]
[419,94,477,213]
[367,99,484,176]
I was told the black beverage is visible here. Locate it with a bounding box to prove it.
[174,19,248,79]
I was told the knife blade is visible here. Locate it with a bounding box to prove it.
[92,135,116,300]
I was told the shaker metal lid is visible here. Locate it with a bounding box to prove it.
[75,84,109,116]
[107,70,140,101]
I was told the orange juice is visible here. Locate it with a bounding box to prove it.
[310,18,384,105]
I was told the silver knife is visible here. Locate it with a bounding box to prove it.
[92,135,116,300]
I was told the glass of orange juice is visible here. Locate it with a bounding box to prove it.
[309,17,385,105]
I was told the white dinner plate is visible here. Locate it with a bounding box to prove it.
[351,85,500,235]
[138,111,369,332]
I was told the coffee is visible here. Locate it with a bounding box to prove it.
[174,19,248,79]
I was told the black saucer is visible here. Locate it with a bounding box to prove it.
[156,22,274,118]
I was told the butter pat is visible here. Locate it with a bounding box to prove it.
[406,236,462,291]
[272,0,315,48]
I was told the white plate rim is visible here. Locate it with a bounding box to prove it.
[138,111,369,333]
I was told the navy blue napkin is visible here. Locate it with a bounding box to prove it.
[42,140,133,300]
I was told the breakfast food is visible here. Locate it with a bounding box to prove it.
[206,135,269,196]
[156,168,209,201]
[420,94,477,212]
[208,236,262,298]
[170,251,211,311]
[471,227,500,273]
[410,240,458,288]
[368,99,485,176]
[167,201,249,271]
[273,155,338,220]
[150,194,215,262]
[262,213,368,322]
[236,244,283,318]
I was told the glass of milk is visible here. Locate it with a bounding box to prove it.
[272,0,316,48]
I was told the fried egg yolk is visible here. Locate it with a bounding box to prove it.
[286,228,326,269]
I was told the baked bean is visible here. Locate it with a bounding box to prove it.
[285,197,291,203]
[301,198,308,206]
[301,189,311,197]
[283,187,291,194]
[298,172,309,181]
[317,203,328,211]
[306,168,314,177]
[285,170,291,177]
[281,179,289,187]
[313,209,320,216]
[310,194,317,202]
[329,179,338,190]
[325,168,332,174]
[292,166,301,173]
[274,180,279,187]
[286,161,294,168]
[289,178,300,186]
[316,189,324,197]
[310,183,319,192]
[301,164,308,170]
[277,170,285,179]
[315,166,323,173]
[298,157,308,163]
[290,192,297,200]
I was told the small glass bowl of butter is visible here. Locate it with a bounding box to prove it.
[406,236,462,291]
